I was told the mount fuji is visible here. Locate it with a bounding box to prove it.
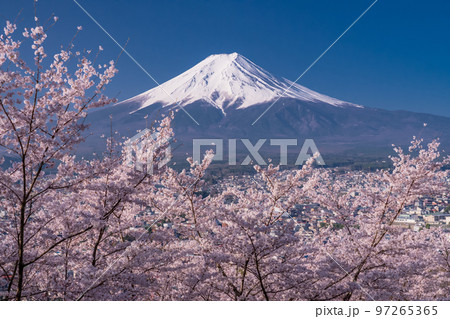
[118,53,361,114]
[85,53,450,166]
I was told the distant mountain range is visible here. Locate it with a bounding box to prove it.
[85,53,449,167]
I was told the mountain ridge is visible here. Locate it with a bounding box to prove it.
[84,53,450,165]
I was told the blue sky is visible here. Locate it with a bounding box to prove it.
[1,0,450,117]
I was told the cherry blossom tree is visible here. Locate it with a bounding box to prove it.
[0,17,118,300]
[1,15,449,301]
[304,138,449,300]
[173,139,448,301]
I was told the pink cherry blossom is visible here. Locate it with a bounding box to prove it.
[0,17,448,301]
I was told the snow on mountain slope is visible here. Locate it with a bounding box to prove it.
[119,53,362,114]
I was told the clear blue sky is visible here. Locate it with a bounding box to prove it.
[1,0,450,117]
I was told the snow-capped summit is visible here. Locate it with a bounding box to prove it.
[119,53,362,114]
